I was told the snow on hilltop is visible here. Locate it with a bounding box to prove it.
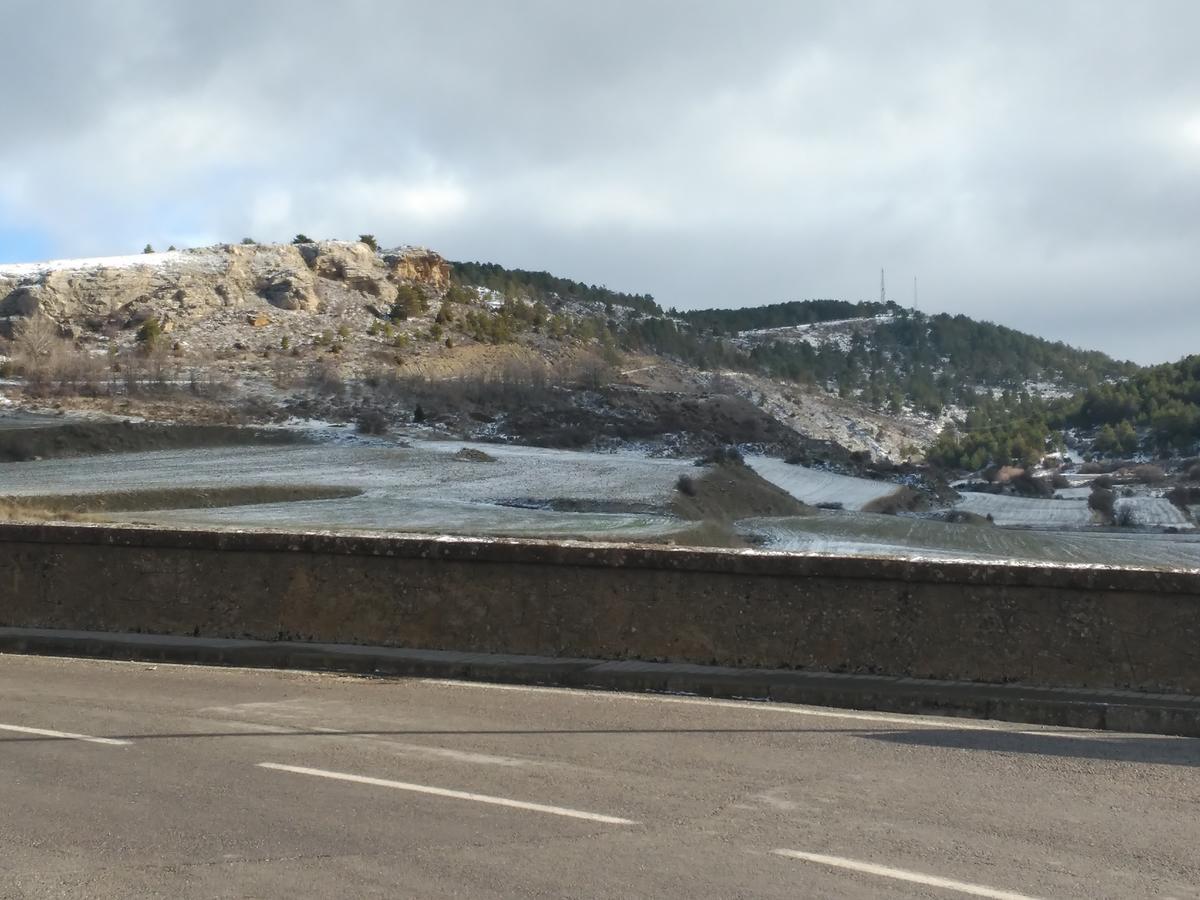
[733,314,897,353]
[0,241,451,324]
[0,242,433,281]
[0,250,200,278]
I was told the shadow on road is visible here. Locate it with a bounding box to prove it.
[861,729,1200,768]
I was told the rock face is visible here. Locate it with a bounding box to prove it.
[384,248,450,292]
[0,241,451,330]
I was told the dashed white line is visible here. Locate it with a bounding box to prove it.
[256,762,638,825]
[771,849,1044,899]
[0,722,130,746]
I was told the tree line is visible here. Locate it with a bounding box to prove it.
[449,261,661,316]
[927,356,1200,469]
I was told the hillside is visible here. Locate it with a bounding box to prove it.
[626,303,1134,416]
[1059,356,1200,452]
[0,240,1137,470]
[930,355,1200,471]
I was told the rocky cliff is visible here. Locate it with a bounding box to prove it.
[0,241,450,336]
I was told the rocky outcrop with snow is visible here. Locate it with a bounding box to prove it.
[0,241,450,335]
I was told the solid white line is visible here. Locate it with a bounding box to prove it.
[415,678,1102,736]
[1014,730,1097,740]
[35,657,1143,741]
[771,850,1044,900]
[0,722,130,746]
[257,762,638,825]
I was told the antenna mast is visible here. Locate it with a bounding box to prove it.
[913,276,918,310]
[880,268,886,304]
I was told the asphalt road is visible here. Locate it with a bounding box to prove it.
[1,654,1198,899]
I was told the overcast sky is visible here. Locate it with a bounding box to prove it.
[2,1,1198,363]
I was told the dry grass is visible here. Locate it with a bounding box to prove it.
[672,461,808,522]
[0,485,362,518]
[0,501,90,523]
[6,316,234,401]
[862,485,928,515]
[0,422,306,463]
[659,519,750,549]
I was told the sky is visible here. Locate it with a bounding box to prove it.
[1,1,1198,364]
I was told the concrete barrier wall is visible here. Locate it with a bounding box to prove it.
[2,522,1199,694]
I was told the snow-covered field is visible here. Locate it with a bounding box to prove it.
[5,426,1197,563]
[1053,486,1094,500]
[953,492,1094,527]
[1115,497,1192,528]
[746,511,1200,569]
[0,440,697,539]
[747,456,899,511]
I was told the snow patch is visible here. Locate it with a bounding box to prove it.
[953,492,1093,527]
[747,456,899,511]
[1115,497,1192,528]
[0,250,199,278]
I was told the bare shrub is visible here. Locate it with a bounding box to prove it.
[1089,485,1115,522]
[141,344,175,390]
[453,447,496,463]
[13,314,60,359]
[1010,472,1054,498]
[707,371,735,395]
[182,351,233,398]
[8,316,116,397]
[1128,464,1165,484]
[1167,485,1200,508]
[12,316,67,394]
[863,486,928,515]
[356,408,388,435]
[559,351,614,391]
[268,352,302,391]
[695,446,745,467]
[307,358,346,396]
[368,360,561,413]
[676,474,697,496]
[54,349,107,396]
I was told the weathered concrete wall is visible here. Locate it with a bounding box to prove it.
[2,522,1199,694]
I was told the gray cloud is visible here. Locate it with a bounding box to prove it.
[1,0,1198,363]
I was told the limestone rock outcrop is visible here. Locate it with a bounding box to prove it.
[0,240,451,331]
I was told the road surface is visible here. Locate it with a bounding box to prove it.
[1,654,1198,898]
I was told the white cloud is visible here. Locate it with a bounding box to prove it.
[0,0,1198,362]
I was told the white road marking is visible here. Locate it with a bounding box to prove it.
[771,849,1044,899]
[257,762,638,825]
[382,742,530,767]
[214,721,533,767]
[416,678,1105,737]
[1014,730,1099,740]
[22,655,1142,741]
[0,722,130,746]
